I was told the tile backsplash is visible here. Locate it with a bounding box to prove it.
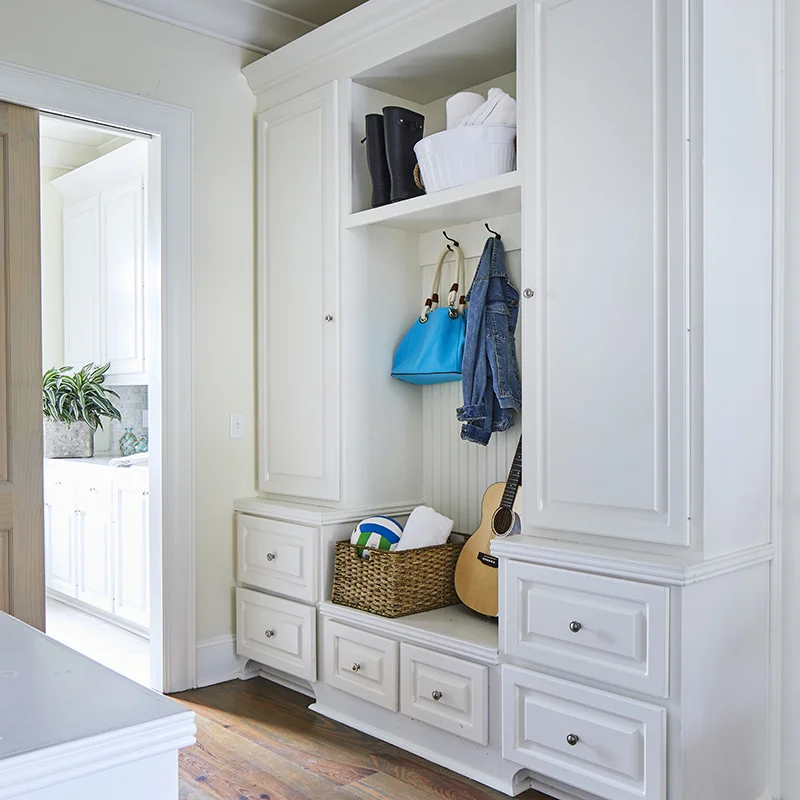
[94,385,149,455]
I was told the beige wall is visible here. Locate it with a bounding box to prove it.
[0,0,258,643]
[40,166,67,371]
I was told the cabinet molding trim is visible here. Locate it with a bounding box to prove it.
[491,539,775,587]
[233,497,420,526]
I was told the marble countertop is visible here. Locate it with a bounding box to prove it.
[0,613,188,762]
[44,455,149,469]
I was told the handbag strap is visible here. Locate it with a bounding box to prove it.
[421,245,466,322]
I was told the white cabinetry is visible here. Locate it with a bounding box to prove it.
[44,460,150,632]
[52,141,147,383]
[257,84,340,501]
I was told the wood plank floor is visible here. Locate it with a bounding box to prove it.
[172,678,552,800]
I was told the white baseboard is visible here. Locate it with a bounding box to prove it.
[256,666,315,698]
[195,634,247,688]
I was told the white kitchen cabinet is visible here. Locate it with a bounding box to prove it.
[113,467,150,628]
[52,141,147,383]
[257,83,340,501]
[44,461,149,632]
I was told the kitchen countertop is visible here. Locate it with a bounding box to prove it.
[44,455,149,469]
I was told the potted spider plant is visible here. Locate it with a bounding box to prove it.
[42,363,122,458]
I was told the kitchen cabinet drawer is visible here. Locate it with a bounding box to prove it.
[503,562,669,697]
[76,470,113,509]
[237,514,317,602]
[323,620,398,711]
[236,587,316,681]
[502,665,666,800]
[400,644,488,745]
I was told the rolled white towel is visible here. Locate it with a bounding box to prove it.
[458,88,517,128]
[394,505,454,551]
[446,92,485,130]
[109,452,149,467]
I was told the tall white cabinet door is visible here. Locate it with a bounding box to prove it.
[45,499,78,598]
[102,177,145,376]
[63,196,101,369]
[523,0,687,544]
[257,82,340,501]
[76,504,115,613]
[113,469,150,629]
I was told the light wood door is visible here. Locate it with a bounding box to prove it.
[113,468,149,628]
[257,82,340,501]
[522,0,687,544]
[102,176,145,376]
[0,102,45,628]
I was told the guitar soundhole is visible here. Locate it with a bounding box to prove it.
[492,507,514,536]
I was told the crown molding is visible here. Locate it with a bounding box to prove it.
[94,0,319,54]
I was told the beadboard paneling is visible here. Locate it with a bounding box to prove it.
[420,236,522,535]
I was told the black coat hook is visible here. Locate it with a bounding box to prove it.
[443,231,460,251]
[485,222,501,239]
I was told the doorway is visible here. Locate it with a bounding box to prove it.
[0,60,196,693]
[39,114,156,687]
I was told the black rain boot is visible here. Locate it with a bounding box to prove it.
[364,113,391,208]
[383,106,425,202]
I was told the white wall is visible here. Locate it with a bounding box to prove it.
[0,0,258,643]
[784,3,800,798]
[40,166,67,371]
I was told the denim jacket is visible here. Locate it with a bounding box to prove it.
[457,237,521,445]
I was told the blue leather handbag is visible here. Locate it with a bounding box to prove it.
[392,245,467,385]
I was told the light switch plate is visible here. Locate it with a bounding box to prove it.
[230,413,245,439]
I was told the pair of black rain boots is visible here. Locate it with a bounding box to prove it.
[364,107,425,207]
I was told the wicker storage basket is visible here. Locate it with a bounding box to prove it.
[331,540,463,618]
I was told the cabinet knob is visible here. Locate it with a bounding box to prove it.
[351,663,361,672]
[142,490,149,497]
[266,552,276,562]
[431,690,443,701]
[325,314,334,323]
[55,481,63,487]
[523,288,535,299]
[264,629,275,639]
[89,487,97,493]
[569,621,582,633]
[566,733,579,746]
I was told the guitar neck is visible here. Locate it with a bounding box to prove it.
[500,438,522,509]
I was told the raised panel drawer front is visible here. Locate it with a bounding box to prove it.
[400,644,488,745]
[236,587,316,681]
[524,0,687,544]
[324,620,398,711]
[504,562,669,697]
[502,666,666,800]
[237,514,317,602]
[257,81,340,501]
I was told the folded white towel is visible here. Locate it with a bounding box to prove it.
[394,506,454,551]
[109,452,149,467]
[458,88,517,128]
[446,92,485,129]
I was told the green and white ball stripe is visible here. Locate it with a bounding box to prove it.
[350,516,404,554]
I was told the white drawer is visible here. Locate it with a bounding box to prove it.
[236,587,316,681]
[400,644,488,745]
[503,562,669,697]
[323,620,398,711]
[237,514,317,602]
[502,665,666,800]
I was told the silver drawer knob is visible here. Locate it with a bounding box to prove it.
[351,663,361,672]
[266,552,276,561]
[566,733,579,746]
[523,288,535,298]
[569,621,582,633]
[325,314,334,322]
[431,690,443,701]
[264,629,274,639]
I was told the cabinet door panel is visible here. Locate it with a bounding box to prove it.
[257,82,340,501]
[63,196,100,369]
[524,0,686,544]
[102,177,145,375]
[77,505,114,613]
[45,501,77,598]
[114,470,149,629]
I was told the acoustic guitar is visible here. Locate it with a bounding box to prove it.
[454,438,522,617]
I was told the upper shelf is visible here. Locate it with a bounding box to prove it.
[344,170,521,233]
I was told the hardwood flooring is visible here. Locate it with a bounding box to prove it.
[172,678,552,800]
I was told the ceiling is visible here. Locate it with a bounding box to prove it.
[40,116,136,171]
[95,0,369,54]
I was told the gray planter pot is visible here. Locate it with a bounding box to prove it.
[43,418,94,459]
